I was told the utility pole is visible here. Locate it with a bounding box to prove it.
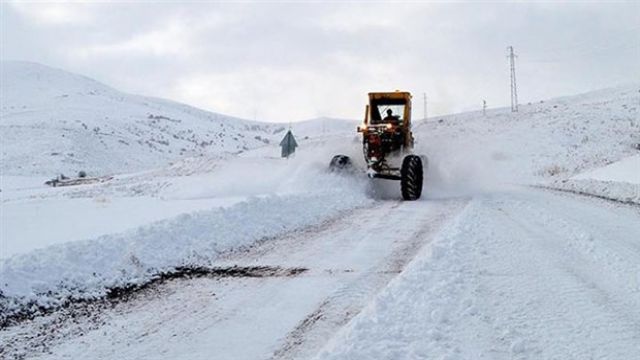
[482,100,487,116]
[423,93,427,121]
[507,46,518,112]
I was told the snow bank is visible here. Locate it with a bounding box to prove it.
[546,154,640,204]
[0,112,367,322]
[548,179,640,205]
[0,172,370,321]
[572,154,640,184]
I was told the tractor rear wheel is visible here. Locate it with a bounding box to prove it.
[401,155,423,200]
[329,155,352,172]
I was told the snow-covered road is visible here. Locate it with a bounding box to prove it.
[4,187,639,359]
[1,196,468,359]
[318,188,640,359]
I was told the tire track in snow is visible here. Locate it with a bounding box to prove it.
[270,199,469,360]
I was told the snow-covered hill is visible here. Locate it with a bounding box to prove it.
[416,84,640,191]
[1,61,289,176]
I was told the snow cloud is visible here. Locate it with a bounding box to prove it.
[1,1,638,122]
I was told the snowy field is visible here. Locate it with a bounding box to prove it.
[415,85,639,185]
[1,62,639,359]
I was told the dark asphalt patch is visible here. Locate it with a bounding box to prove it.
[1,265,307,329]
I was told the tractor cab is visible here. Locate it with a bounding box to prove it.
[358,91,414,152]
[368,95,410,128]
[358,91,413,150]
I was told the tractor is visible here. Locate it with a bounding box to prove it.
[330,91,426,200]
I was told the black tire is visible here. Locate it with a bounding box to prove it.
[401,155,423,200]
[329,155,352,172]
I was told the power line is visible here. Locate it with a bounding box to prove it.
[508,46,518,113]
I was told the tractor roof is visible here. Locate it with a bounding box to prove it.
[368,91,412,101]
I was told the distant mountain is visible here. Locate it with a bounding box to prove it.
[1,61,288,176]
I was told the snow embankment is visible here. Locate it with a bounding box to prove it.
[549,154,640,204]
[1,195,241,259]
[0,135,370,323]
[572,153,640,184]
[0,174,369,323]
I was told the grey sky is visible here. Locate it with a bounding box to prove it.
[2,1,639,123]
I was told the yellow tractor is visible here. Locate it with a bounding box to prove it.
[330,91,426,200]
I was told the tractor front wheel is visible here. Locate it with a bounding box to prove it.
[329,155,352,172]
[401,155,423,200]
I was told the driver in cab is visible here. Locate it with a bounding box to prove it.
[383,109,400,126]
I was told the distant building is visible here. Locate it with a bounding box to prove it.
[279,130,298,158]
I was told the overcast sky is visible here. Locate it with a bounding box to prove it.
[2,1,639,122]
